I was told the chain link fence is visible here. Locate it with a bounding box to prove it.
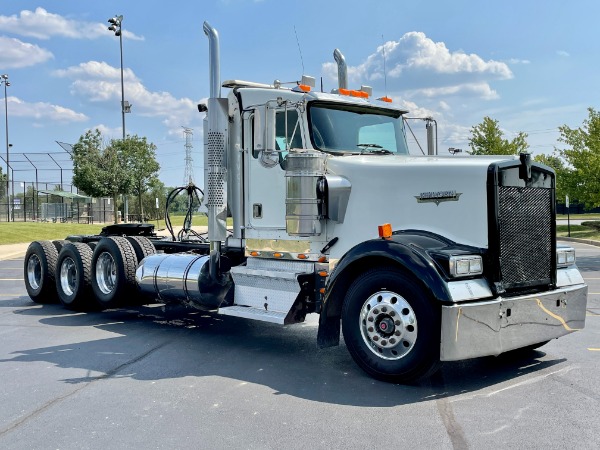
[0,180,114,223]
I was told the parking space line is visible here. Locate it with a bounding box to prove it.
[0,279,24,281]
[588,348,600,351]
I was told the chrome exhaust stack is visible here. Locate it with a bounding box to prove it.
[333,48,348,90]
[203,21,228,280]
[203,21,221,99]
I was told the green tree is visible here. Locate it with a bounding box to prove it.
[468,117,529,155]
[128,178,168,220]
[114,135,160,220]
[0,168,5,199]
[533,153,572,203]
[72,129,132,223]
[557,107,600,208]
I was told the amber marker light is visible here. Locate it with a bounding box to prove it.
[297,84,311,92]
[274,253,283,258]
[378,223,393,239]
[297,254,307,259]
[350,90,369,98]
[378,96,393,103]
[250,251,260,257]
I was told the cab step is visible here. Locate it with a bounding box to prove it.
[227,258,314,324]
[217,305,287,324]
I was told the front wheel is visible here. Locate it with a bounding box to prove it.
[341,267,440,383]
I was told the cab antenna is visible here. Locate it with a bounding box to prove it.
[294,25,305,74]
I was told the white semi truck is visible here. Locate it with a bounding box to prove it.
[23,22,588,383]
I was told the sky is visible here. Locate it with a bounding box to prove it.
[0,0,598,191]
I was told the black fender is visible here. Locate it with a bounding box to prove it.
[317,231,469,348]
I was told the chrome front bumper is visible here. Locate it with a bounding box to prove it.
[440,283,588,361]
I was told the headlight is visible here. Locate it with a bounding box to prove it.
[556,248,576,268]
[449,255,483,278]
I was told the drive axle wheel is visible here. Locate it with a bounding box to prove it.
[56,243,94,310]
[24,241,59,303]
[342,267,440,383]
[91,237,137,309]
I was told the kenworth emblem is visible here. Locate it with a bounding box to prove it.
[415,190,462,205]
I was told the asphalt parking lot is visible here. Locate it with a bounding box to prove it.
[0,241,598,449]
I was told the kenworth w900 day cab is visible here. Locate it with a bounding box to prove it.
[23,22,587,383]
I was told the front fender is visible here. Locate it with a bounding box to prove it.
[317,233,454,348]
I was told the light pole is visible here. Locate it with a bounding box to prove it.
[107,14,130,222]
[1,74,9,222]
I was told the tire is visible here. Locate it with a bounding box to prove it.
[55,243,94,311]
[91,237,137,309]
[125,236,156,264]
[87,241,98,251]
[341,267,440,383]
[24,241,59,304]
[52,239,69,253]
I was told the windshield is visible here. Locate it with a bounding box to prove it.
[308,103,409,154]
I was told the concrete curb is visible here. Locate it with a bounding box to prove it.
[557,237,600,247]
[0,243,30,261]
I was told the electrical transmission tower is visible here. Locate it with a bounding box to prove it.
[182,127,194,185]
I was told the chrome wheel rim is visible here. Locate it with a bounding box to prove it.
[96,252,116,295]
[60,257,77,297]
[27,254,42,290]
[359,291,418,360]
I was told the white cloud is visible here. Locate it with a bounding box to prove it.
[391,98,438,118]
[323,31,512,101]
[6,96,88,122]
[557,50,570,57]
[508,58,531,64]
[407,82,500,100]
[0,36,53,68]
[0,8,144,41]
[442,123,472,147]
[55,61,202,133]
[54,61,137,83]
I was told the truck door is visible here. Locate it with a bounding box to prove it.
[244,107,303,233]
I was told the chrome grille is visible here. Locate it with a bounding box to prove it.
[498,186,553,287]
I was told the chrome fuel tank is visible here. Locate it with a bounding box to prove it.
[136,253,232,309]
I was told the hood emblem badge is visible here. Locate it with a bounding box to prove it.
[415,190,462,206]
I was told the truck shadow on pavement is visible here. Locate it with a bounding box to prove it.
[572,254,600,272]
[5,299,567,407]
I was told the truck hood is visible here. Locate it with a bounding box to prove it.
[325,153,519,258]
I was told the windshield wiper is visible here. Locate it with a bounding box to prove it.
[357,143,393,154]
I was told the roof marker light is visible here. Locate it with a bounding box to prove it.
[350,90,369,98]
[378,96,393,103]
[378,223,393,239]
